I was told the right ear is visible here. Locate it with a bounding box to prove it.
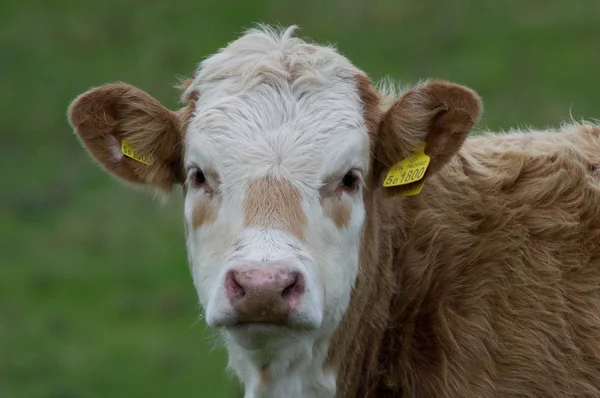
[375,80,482,196]
[67,83,185,193]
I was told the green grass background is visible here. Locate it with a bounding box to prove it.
[1,0,598,397]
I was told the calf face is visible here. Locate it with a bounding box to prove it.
[68,25,481,393]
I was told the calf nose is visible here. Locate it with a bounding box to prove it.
[225,265,305,324]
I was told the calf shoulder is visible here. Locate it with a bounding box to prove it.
[378,123,600,398]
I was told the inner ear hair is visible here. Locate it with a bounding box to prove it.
[419,82,482,175]
[378,80,482,168]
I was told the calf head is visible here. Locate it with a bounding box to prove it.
[68,25,481,396]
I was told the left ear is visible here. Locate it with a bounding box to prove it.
[376,80,482,194]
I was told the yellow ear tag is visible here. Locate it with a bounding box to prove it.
[121,140,154,165]
[399,179,425,196]
[383,143,430,188]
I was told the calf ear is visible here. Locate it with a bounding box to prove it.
[67,83,185,193]
[376,80,482,196]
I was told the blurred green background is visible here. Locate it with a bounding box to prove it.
[1,0,598,397]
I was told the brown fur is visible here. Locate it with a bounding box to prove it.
[355,74,383,143]
[321,194,352,229]
[355,73,386,182]
[244,178,307,239]
[328,116,600,396]
[177,90,198,138]
[191,194,220,229]
[260,365,270,384]
[68,83,185,192]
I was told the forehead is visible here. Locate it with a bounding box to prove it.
[182,26,371,184]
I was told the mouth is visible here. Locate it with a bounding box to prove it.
[228,322,287,334]
[214,316,319,336]
[228,321,317,332]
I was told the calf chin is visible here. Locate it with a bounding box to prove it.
[225,326,337,398]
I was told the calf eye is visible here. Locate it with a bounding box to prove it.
[189,168,206,187]
[341,170,359,189]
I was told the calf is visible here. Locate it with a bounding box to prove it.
[67,25,600,397]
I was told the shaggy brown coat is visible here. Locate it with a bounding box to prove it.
[330,121,600,397]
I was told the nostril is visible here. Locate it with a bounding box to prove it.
[281,282,295,299]
[281,272,297,297]
[281,272,305,309]
[226,270,246,301]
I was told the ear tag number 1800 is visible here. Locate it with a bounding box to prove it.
[121,140,154,165]
[383,143,430,188]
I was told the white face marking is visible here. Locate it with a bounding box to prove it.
[182,26,371,397]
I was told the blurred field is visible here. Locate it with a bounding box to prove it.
[1,0,598,397]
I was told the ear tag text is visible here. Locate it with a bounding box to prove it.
[121,140,154,165]
[383,143,430,188]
